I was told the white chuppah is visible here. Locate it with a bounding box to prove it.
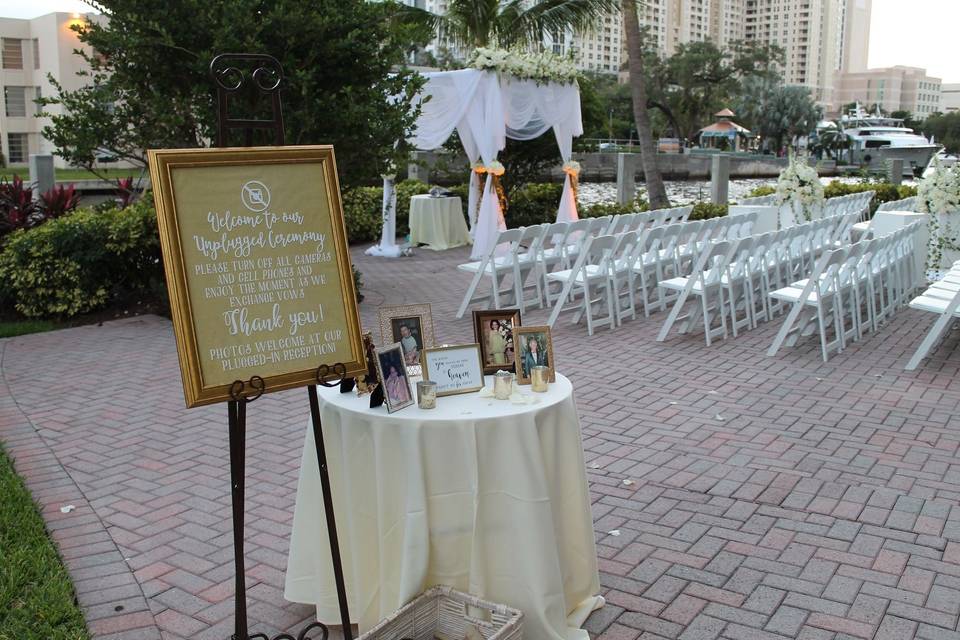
[284,374,604,639]
[366,68,584,260]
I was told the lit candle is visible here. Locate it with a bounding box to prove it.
[417,381,437,409]
[494,370,513,400]
[531,366,549,392]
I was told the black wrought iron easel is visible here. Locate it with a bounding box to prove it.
[211,53,354,640]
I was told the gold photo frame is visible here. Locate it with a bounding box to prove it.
[377,303,435,369]
[513,326,556,385]
[422,344,485,397]
[148,145,365,407]
[472,308,521,375]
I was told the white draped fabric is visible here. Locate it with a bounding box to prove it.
[365,176,402,258]
[402,69,583,259]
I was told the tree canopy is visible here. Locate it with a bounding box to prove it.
[922,111,960,153]
[733,77,822,152]
[40,0,431,187]
[640,37,785,142]
[402,0,618,50]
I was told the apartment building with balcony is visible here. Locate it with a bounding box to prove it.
[0,12,103,167]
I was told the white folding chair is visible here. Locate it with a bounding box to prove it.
[905,284,960,370]
[657,240,732,346]
[546,234,619,335]
[767,247,849,362]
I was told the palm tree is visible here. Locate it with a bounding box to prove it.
[621,0,669,208]
[402,0,619,50]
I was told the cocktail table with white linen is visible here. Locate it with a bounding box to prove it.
[409,194,471,251]
[283,373,603,640]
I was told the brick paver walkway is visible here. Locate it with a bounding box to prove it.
[3,243,960,640]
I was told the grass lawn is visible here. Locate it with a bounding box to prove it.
[0,443,90,640]
[0,320,58,339]
[0,168,142,182]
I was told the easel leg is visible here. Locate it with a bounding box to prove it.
[228,400,249,640]
[308,385,353,640]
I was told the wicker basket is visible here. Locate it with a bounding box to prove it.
[358,585,523,640]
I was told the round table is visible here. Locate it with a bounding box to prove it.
[283,374,603,640]
[409,195,471,251]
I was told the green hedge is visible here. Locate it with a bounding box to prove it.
[0,199,165,318]
[341,179,431,244]
[822,180,918,218]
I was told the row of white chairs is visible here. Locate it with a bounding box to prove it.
[654,215,858,346]
[540,213,760,335]
[767,222,923,361]
[822,191,875,223]
[876,195,917,213]
[905,262,960,370]
[455,205,721,318]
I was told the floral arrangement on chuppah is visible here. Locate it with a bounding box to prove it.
[774,153,825,225]
[562,160,581,201]
[467,47,578,84]
[918,156,960,274]
[471,160,508,218]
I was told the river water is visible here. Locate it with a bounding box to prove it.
[578,176,912,206]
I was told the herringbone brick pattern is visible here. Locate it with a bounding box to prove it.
[2,242,960,640]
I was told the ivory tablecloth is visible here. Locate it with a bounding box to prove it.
[409,195,471,250]
[283,374,603,640]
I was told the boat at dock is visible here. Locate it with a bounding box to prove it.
[839,105,940,175]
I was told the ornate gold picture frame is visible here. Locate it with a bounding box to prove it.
[148,145,365,407]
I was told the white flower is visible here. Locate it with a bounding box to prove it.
[918,156,960,215]
[487,160,505,176]
[467,47,578,84]
[563,160,581,175]
[775,153,824,222]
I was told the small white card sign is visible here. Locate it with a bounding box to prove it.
[422,344,484,396]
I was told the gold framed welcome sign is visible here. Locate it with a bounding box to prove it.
[148,146,365,407]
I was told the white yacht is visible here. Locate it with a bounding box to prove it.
[839,105,940,175]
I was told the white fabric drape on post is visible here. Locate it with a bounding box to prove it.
[365,176,401,258]
[399,69,584,260]
[501,78,583,225]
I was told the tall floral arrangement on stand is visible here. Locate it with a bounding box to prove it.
[918,156,960,276]
[774,153,824,225]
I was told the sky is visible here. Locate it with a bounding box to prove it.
[0,0,957,82]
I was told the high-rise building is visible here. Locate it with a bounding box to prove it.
[839,0,871,72]
[743,0,844,104]
[0,12,104,167]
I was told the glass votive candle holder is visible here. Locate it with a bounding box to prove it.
[494,370,513,400]
[531,366,550,392]
[417,380,437,409]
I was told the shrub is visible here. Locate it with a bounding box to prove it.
[340,186,383,244]
[339,179,431,244]
[822,181,918,218]
[38,184,80,219]
[0,198,165,318]
[690,202,729,220]
[745,185,776,198]
[506,182,564,227]
[0,175,39,238]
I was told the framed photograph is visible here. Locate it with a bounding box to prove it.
[373,343,414,413]
[472,308,521,375]
[422,344,485,397]
[513,326,556,385]
[147,145,365,407]
[378,304,435,369]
